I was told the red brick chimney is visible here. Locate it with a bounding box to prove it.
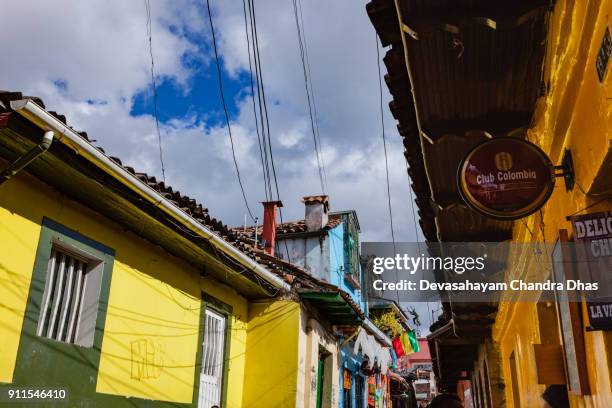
[261,200,283,255]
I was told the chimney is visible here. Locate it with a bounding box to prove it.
[261,200,283,255]
[303,195,329,232]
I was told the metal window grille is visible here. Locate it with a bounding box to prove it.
[36,248,89,344]
[198,308,226,408]
[343,214,360,278]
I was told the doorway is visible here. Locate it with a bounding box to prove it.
[316,349,330,408]
[198,308,227,408]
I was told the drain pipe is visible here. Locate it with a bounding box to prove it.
[0,130,54,185]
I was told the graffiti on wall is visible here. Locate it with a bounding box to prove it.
[130,338,165,380]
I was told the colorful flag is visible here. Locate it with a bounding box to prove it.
[408,329,420,353]
[400,331,413,355]
[392,336,405,357]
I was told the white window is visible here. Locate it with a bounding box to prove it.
[198,308,227,408]
[36,244,104,348]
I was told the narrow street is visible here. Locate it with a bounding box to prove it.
[1,0,612,407]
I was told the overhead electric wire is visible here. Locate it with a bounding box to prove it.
[244,0,291,263]
[374,36,421,243]
[296,0,328,192]
[375,34,396,247]
[205,0,256,222]
[248,0,274,200]
[249,0,281,201]
[291,0,326,194]
[144,0,167,183]
[241,0,272,201]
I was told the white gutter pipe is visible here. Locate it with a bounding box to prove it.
[0,130,53,185]
[10,99,290,292]
[363,317,393,347]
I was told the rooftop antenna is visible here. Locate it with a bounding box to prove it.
[254,216,259,245]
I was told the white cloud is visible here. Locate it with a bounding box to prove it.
[0,0,422,242]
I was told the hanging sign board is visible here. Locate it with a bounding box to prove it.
[457,137,555,220]
[570,211,612,330]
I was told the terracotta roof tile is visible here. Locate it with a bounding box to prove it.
[235,213,342,238]
[302,194,329,204]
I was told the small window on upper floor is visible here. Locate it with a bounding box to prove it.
[36,243,104,348]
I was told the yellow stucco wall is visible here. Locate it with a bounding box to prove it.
[242,300,300,408]
[0,170,249,405]
[493,0,612,406]
[0,171,41,383]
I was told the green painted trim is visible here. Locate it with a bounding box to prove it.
[191,291,233,407]
[316,353,325,408]
[42,217,115,256]
[13,218,114,399]
[299,292,343,302]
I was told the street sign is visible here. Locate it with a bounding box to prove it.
[570,211,612,330]
[457,137,555,220]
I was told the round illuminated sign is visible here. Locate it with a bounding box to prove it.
[457,137,555,220]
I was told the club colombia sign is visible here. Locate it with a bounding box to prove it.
[457,137,555,220]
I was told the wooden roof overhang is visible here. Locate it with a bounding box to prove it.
[368,0,552,389]
[427,321,481,392]
[299,290,365,325]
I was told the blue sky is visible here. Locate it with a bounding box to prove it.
[130,56,247,127]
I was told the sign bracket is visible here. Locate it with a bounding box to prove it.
[554,149,575,191]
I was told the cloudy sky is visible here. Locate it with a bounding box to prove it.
[1,0,424,240]
[1,0,438,329]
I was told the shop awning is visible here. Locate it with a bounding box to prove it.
[298,290,364,325]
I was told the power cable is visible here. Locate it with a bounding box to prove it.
[291,0,326,193]
[375,33,396,248]
[244,0,291,263]
[144,0,167,183]
[205,0,256,222]
[296,0,328,192]
[249,0,281,201]
[246,0,274,200]
[241,0,272,200]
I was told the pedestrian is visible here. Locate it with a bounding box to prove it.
[427,393,463,408]
[541,385,569,408]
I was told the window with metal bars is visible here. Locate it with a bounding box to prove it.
[343,213,361,280]
[36,245,103,347]
[198,308,227,408]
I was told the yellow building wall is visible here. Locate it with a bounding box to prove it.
[242,300,301,408]
[494,0,612,406]
[0,171,249,405]
[0,171,41,383]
